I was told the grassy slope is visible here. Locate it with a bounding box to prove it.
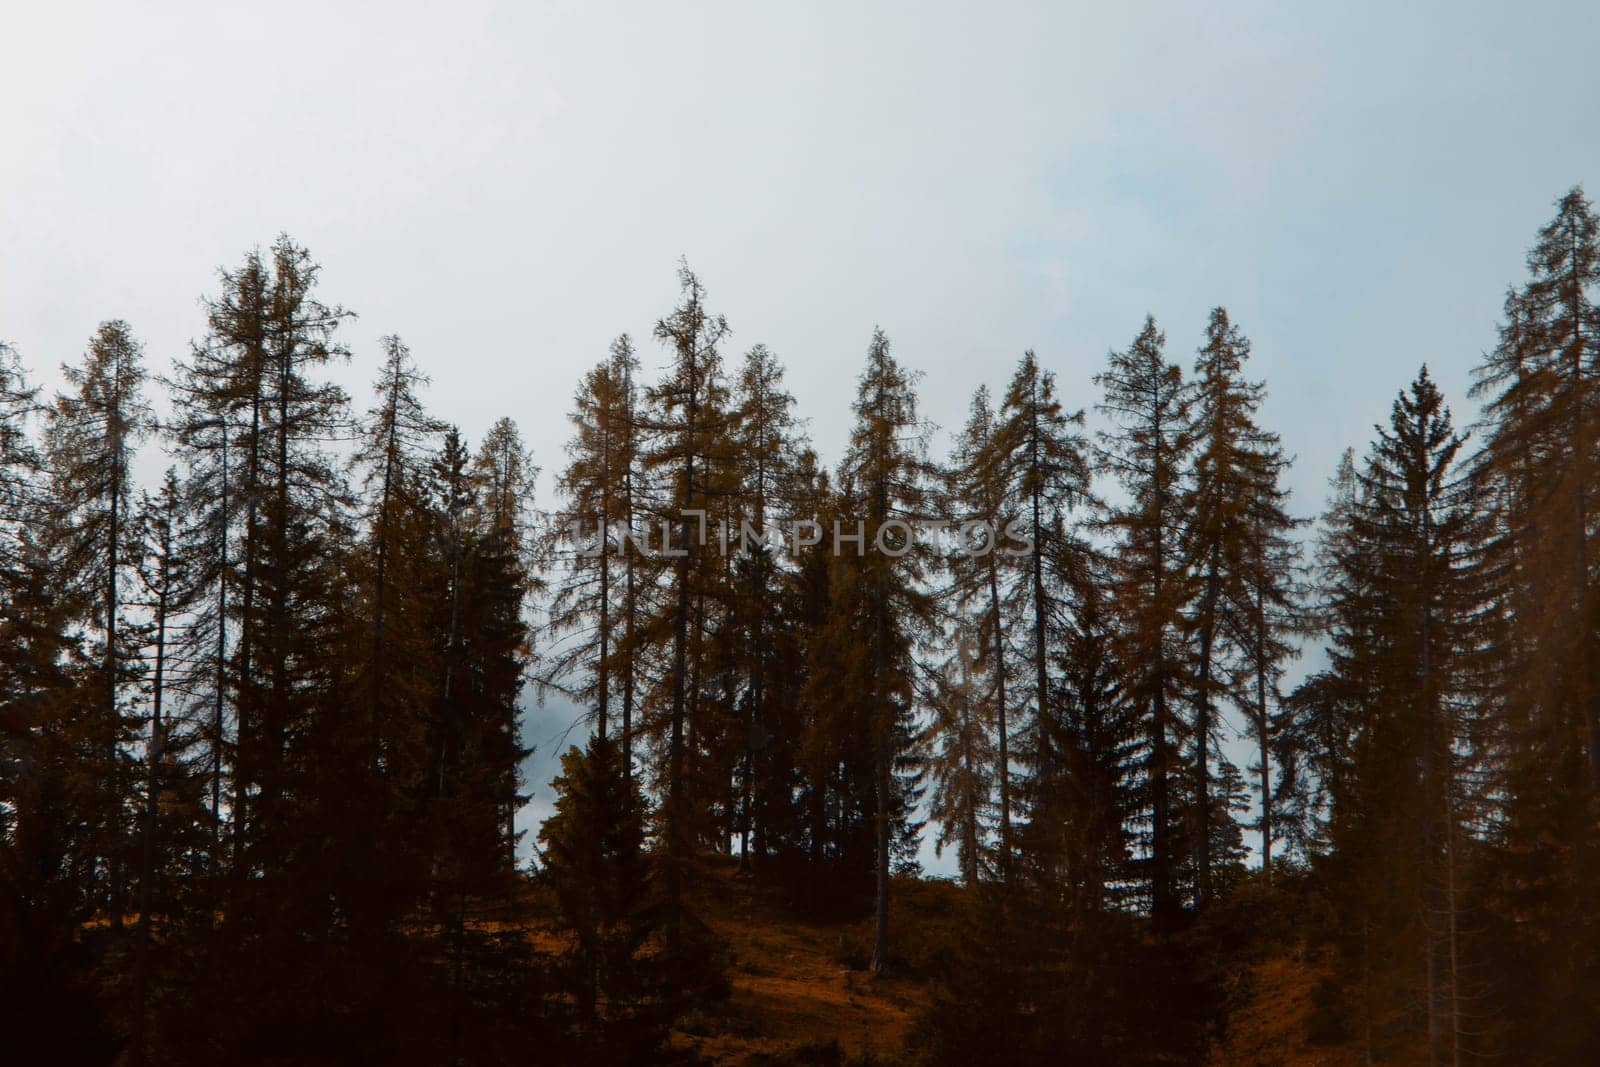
[532,856,1379,1065]
[667,856,958,1064]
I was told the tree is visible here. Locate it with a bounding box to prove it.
[45,318,153,929]
[1182,307,1297,902]
[944,385,1016,881]
[0,341,40,573]
[354,336,445,772]
[1095,316,1195,929]
[129,468,206,1065]
[923,635,994,887]
[993,352,1091,885]
[471,417,539,868]
[1469,187,1600,1062]
[642,264,731,954]
[834,327,938,973]
[1302,368,1487,1063]
[546,337,644,748]
[726,343,802,870]
[538,735,664,1059]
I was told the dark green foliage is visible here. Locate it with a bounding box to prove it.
[539,734,671,1061]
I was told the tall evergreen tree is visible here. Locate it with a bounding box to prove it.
[727,343,802,870]
[944,385,1016,881]
[471,416,539,869]
[1300,369,1487,1063]
[538,734,664,1060]
[923,635,994,888]
[1182,307,1297,902]
[642,264,731,954]
[545,336,644,748]
[1469,187,1600,1062]
[992,353,1091,886]
[833,327,938,973]
[1095,316,1195,928]
[45,319,153,930]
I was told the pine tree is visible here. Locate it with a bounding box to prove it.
[1050,545,1140,911]
[944,385,1017,881]
[923,635,994,887]
[546,337,643,748]
[538,735,663,1058]
[642,264,731,954]
[128,467,206,1065]
[993,352,1091,883]
[470,417,538,869]
[1095,316,1195,928]
[1304,368,1487,1062]
[426,421,546,1061]
[45,318,153,930]
[727,343,802,870]
[1469,187,1600,1061]
[834,327,938,973]
[0,525,120,1061]
[0,341,39,573]
[354,336,446,774]
[1182,307,1297,902]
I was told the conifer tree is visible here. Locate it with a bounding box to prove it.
[945,385,1017,880]
[1469,187,1600,1061]
[546,337,642,747]
[128,467,206,1065]
[834,327,938,973]
[1095,316,1195,928]
[727,343,801,869]
[642,264,731,953]
[538,734,663,1058]
[1050,546,1140,911]
[355,336,445,773]
[992,352,1090,885]
[470,417,538,868]
[45,319,153,929]
[1182,307,1296,902]
[924,635,994,887]
[0,341,39,571]
[1303,369,1486,1062]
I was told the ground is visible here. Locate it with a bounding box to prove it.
[530,856,1376,1065]
[665,857,952,1064]
[1208,954,1369,1067]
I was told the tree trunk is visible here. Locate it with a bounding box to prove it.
[131,574,168,1066]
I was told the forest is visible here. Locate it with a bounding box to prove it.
[3,187,1600,1066]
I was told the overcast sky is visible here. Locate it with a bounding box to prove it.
[4,1,1598,868]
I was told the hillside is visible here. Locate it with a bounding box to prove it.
[529,856,1372,1067]
[673,857,956,1064]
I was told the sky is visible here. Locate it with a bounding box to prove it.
[4,1,1599,871]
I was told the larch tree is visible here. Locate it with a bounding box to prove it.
[354,336,446,775]
[727,343,801,869]
[545,336,644,750]
[944,385,1017,882]
[1181,307,1296,903]
[923,635,994,888]
[45,318,153,930]
[1095,316,1195,929]
[471,416,539,869]
[833,327,938,974]
[993,352,1090,887]
[642,264,731,955]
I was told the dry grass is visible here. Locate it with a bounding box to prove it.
[666,857,944,1064]
[1209,952,1374,1067]
[522,857,1387,1066]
